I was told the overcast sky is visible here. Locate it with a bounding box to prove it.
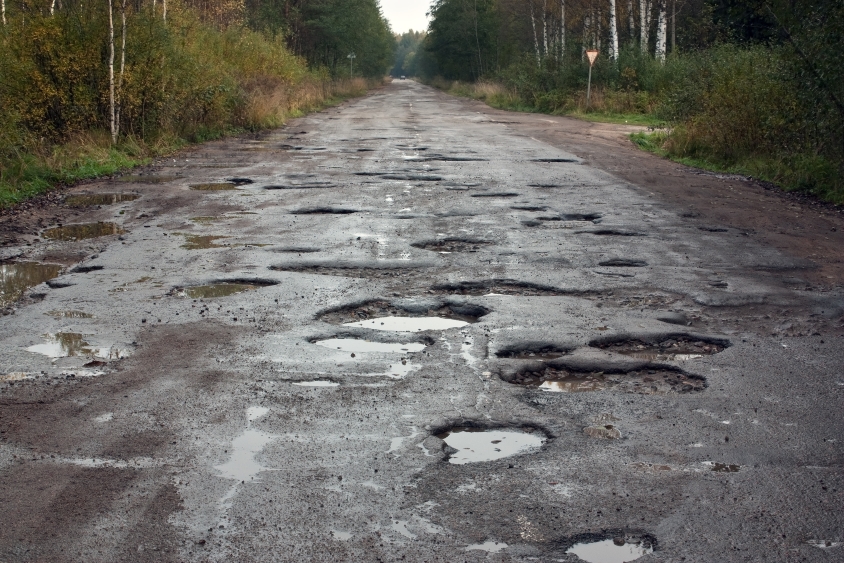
[380,0,431,33]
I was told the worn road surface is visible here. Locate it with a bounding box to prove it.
[2,80,843,562]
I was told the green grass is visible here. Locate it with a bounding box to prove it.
[565,111,663,127]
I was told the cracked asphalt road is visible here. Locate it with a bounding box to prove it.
[1,80,843,562]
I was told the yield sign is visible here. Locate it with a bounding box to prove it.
[586,49,599,66]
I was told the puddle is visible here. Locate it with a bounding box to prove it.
[807,540,843,549]
[709,462,740,473]
[190,216,224,224]
[65,193,140,206]
[470,192,519,198]
[511,205,549,211]
[0,262,63,307]
[227,177,254,186]
[270,264,418,279]
[496,346,569,360]
[117,175,181,183]
[532,158,578,163]
[411,238,491,252]
[566,537,655,563]
[215,429,275,481]
[465,541,508,553]
[381,174,442,181]
[431,279,567,296]
[190,183,238,190]
[539,212,602,222]
[598,259,647,267]
[293,380,340,387]
[592,336,728,361]
[42,222,125,241]
[436,427,546,464]
[314,338,427,353]
[182,235,228,250]
[291,207,357,215]
[175,281,276,299]
[26,333,127,359]
[274,247,321,253]
[344,317,469,332]
[507,366,705,394]
[264,183,337,190]
[580,229,645,237]
[47,310,93,319]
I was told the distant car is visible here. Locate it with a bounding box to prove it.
[400,75,406,80]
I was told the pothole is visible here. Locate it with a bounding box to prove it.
[190,183,238,191]
[70,265,104,274]
[293,380,340,387]
[182,235,228,250]
[26,333,127,360]
[590,336,728,361]
[273,247,321,253]
[436,426,547,464]
[320,300,489,332]
[598,259,647,267]
[226,178,254,186]
[313,338,428,353]
[470,192,519,198]
[495,345,569,360]
[42,222,125,241]
[430,279,568,296]
[580,229,645,237]
[528,183,562,188]
[65,193,140,206]
[117,175,181,183]
[511,205,548,211]
[270,264,421,279]
[539,212,602,222]
[290,207,357,215]
[532,158,578,163]
[173,279,278,299]
[505,365,705,394]
[1,262,63,307]
[411,238,491,252]
[47,310,93,319]
[565,533,656,563]
[264,183,337,190]
[708,462,740,473]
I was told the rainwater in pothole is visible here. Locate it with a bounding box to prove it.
[592,336,727,361]
[566,537,654,563]
[709,462,740,473]
[182,235,228,250]
[65,193,140,206]
[314,338,427,353]
[42,222,125,241]
[323,300,488,329]
[215,430,275,482]
[26,333,128,359]
[411,238,491,252]
[47,310,93,319]
[1,262,63,307]
[293,380,340,387]
[436,427,546,464]
[496,346,568,360]
[344,317,469,332]
[118,175,182,183]
[431,280,566,297]
[190,183,238,191]
[175,282,268,299]
[509,366,705,394]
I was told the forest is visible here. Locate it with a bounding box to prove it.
[0,0,394,205]
[412,0,843,203]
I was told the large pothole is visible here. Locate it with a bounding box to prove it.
[270,263,424,280]
[563,532,656,563]
[590,335,729,361]
[172,279,278,299]
[411,238,491,252]
[290,207,357,215]
[503,364,706,394]
[430,279,570,296]
[435,425,548,464]
[495,345,570,360]
[42,222,125,241]
[1,262,63,308]
[319,299,490,332]
[65,193,140,207]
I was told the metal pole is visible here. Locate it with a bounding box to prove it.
[586,64,593,110]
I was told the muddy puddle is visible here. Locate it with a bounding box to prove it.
[1,262,63,307]
[431,280,568,297]
[496,346,569,360]
[174,280,277,299]
[506,366,706,394]
[42,222,125,241]
[182,235,228,250]
[411,238,491,252]
[321,300,489,331]
[65,193,140,207]
[190,183,237,191]
[47,310,93,319]
[470,192,519,198]
[290,207,357,215]
[436,427,547,464]
[566,536,655,563]
[598,259,647,267]
[313,338,427,353]
[592,336,728,361]
[117,175,182,183]
[292,380,340,387]
[26,333,127,360]
[539,212,602,222]
[270,264,419,280]
[709,462,740,473]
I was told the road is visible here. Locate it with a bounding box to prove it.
[1,80,843,562]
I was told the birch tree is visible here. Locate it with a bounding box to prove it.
[530,0,541,66]
[108,0,117,143]
[2,0,6,26]
[639,0,650,53]
[116,0,127,133]
[655,0,667,62]
[560,0,565,59]
[609,0,619,61]
[542,0,548,58]
[628,0,634,43]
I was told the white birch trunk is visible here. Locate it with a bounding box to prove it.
[609,0,618,61]
[655,0,667,62]
[639,0,649,53]
[50,0,56,15]
[163,0,166,22]
[2,0,6,25]
[116,0,126,137]
[108,0,116,143]
[628,0,634,42]
[542,0,548,57]
[530,1,541,67]
[560,0,565,60]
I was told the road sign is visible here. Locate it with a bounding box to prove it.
[586,49,599,66]
[585,50,599,110]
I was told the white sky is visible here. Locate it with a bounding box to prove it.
[380,0,431,34]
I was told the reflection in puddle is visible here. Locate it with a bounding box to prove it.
[118,175,181,183]
[465,541,508,553]
[566,538,654,563]
[215,408,275,482]
[496,346,568,360]
[436,427,546,464]
[1,262,63,307]
[593,336,727,361]
[182,235,228,250]
[512,366,705,395]
[42,222,125,241]
[293,380,340,387]
[190,183,237,190]
[343,317,469,332]
[47,310,93,319]
[314,338,427,353]
[65,193,139,206]
[26,333,128,359]
[177,283,258,299]
[709,462,740,473]
[540,377,606,393]
[331,531,353,541]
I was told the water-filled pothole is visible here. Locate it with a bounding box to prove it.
[591,336,728,361]
[495,345,569,360]
[539,212,602,222]
[174,279,277,299]
[273,247,321,253]
[65,193,140,207]
[117,175,181,183]
[565,534,656,563]
[48,310,93,319]
[292,380,340,387]
[709,462,740,473]
[506,365,705,394]
[270,264,420,279]
[431,279,568,296]
[470,192,519,198]
[436,426,547,464]
[1,262,63,307]
[313,338,428,353]
[226,178,254,186]
[580,229,645,237]
[27,333,127,359]
[532,158,578,163]
[264,182,337,190]
[190,183,238,191]
[71,265,104,274]
[182,235,228,250]
[598,259,647,267]
[290,207,357,215]
[411,238,491,252]
[320,300,489,332]
[511,205,549,211]
[43,222,125,241]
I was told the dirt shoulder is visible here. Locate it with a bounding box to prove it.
[466,100,844,288]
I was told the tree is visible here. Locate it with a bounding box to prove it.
[609,0,619,60]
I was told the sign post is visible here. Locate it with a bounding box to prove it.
[347,53,356,78]
[585,49,599,110]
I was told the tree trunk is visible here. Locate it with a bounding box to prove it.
[108,0,117,144]
[542,0,548,57]
[609,0,619,61]
[655,0,666,62]
[639,0,650,53]
[2,0,6,25]
[116,0,126,138]
[671,0,675,53]
[473,0,482,77]
[628,0,634,43]
[530,1,541,67]
[560,0,565,60]
[163,0,166,22]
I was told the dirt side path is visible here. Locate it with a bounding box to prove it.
[465,101,844,288]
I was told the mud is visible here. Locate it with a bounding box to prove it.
[591,335,729,361]
[410,238,491,252]
[65,193,140,206]
[504,364,706,394]
[190,183,238,191]
[430,279,570,296]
